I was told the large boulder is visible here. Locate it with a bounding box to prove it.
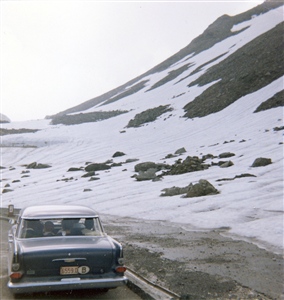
[186,179,219,198]
[135,168,157,181]
[134,162,157,172]
[251,157,272,167]
[85,163,111,172]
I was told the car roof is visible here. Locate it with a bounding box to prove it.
[20,205,99,219]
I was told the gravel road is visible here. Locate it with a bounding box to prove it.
[102,214,283,300]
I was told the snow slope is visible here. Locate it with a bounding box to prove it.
[1,5,283,254]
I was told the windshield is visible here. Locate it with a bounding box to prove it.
[18,217,104,238]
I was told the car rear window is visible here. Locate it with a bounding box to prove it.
[18,217,104,238]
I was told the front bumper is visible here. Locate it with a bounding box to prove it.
[8,275,128,294]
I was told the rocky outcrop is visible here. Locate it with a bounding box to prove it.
[50,110,128,125]
[126,105,173,128]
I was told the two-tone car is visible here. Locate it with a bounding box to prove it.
[8,205,128,295]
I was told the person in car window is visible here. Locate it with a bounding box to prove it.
[43,221,55,236]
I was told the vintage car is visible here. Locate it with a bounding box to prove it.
[8,205,128,294]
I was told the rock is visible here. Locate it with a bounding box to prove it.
[164,156,210,175]
[186,179,219,198]
[85,163,111,172]
[135,168,157,181]
[83,189,92,192]
[251,157,272,167]
[125,158,139,163]
[134,162,157,172]
[67,167,83,172]
[219,152,235,158]
[2,189,13,193]
[27,162,51,169]
[82,171,96,178]
[161,185,190,196]
[234,173,256,178]
[111,163,123,167]
[27,162,37,169]
[202,154,216,160]
[165,154,175,159]
[220,161,234,168]
[112,151,126,157]
[174,147,187,155]
[89,177,100,181]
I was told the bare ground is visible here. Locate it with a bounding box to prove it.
[102,214,284,300]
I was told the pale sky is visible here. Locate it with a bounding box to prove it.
[1,0,264,122]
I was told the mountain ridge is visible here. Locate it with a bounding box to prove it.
[46,0,283,122]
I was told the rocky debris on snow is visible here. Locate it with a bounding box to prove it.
[274,125,284,131]
[0,128,39,136]
[125,158,139,163]
[126,105,173,128]
[85,162,111,172]
[112,151,126,157]
[133,155,213,181]
[89,177,100,181]
[174,147,187,155]
[133,168,158,182]
[219,160,234,168]
[134,161,170,173]
[161,185,190,197]
[2,189,13,193]
[26,162,51,169]
[219,152,235,158]
[133,161,170,181]
[134,162,157,172]
[57,177,75,182]
[216,173,257,182]
[163,155,210,175]
[186,179,219,198]
[251,157,272,167]
[161,180,219,197]
[82,171,97,178]
[164,147,187,158]
[50,110,128,125]
[67,167,83,172]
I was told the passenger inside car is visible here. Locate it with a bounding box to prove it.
[43,221,55,236]
[58,219,74,236]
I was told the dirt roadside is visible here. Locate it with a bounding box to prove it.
[101,214,283,300]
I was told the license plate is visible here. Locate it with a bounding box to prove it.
[60,266,78,275]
